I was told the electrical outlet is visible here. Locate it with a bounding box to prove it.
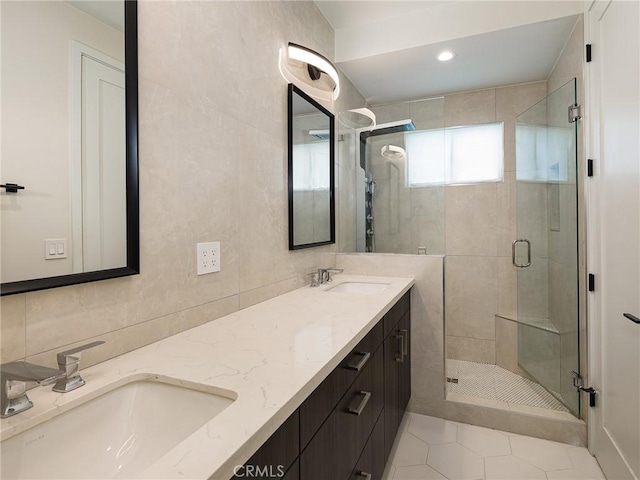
[197,242,221,275]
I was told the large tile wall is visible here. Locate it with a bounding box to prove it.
[444,82,549,365]
[1,1,369,369]
[360,83,548,364]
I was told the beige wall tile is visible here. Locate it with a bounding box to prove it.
[3,1,345,366]
[495,316,531,379]
[1,295,26,363]
[497,257,517,318]
[446,256,497,341]
[409,97,445,130]
[371,102,411,125]
[26,295,240,370]
[497,172,516,257]
[238,276,305,310]
[445,184,498,256]
[447,336,495,364]
[445,89,496,127]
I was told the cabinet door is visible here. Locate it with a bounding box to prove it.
[398,311,411,413]
[383,328,402,459]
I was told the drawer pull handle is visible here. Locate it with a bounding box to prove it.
[347,351,371,371]
[400,328,408,355]
[347,391,371,416]
[395,334,404,362]
[356,472,372,480]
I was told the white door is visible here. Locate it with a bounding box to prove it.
[588,1,640,479]
[82,54,126,272]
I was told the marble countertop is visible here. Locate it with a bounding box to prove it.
[0,275,414,479]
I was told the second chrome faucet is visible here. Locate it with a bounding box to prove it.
[308,267,344,287]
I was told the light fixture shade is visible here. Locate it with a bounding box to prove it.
[279,42,340,100]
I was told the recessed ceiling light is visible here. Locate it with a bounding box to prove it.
[437,51,456,62]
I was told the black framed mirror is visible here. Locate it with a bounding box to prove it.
[288,84,335,250]
[1,1,139,296]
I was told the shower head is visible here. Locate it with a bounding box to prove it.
[309,129,330,140]
[381,144,406,161]
[369,119,415,137]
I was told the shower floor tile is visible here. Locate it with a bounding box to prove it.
[446,359,568,412]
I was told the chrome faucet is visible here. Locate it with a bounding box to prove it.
[53,341,105,393]
[1,361,66,418]
[309,268,344,286]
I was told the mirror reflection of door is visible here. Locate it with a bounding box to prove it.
[0,1,126,284]
[79,52,126,272]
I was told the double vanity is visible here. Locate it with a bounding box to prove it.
[0,275,414,479]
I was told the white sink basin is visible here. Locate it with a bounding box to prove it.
[326,281,390,294]
[1,377,236,479]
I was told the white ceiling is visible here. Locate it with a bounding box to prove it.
[315,1,580,105]
[65,1,124,32]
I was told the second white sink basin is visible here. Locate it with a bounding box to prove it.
[1,377,236,479]
[326,281,390,294]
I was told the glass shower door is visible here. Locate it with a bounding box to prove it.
[514,79,580,415]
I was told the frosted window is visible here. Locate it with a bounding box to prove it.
[406,123,504,186]
[516,124,572,182]
[292,142,330,191]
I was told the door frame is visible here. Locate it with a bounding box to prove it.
[584,1,639,478]
[70,40,124,273]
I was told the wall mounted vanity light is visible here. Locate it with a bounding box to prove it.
[279,42,340,101]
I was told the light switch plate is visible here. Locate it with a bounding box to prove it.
[45,238,67,260]
[197,242,220,275]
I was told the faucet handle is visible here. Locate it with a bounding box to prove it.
[1,362,66,418]
[53,341,105,393]
[307,271,320,287]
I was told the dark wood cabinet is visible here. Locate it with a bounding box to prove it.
[300,322,383,450]
[232,410,299,479]
[398,311,411,413]
[350,411,385,480]
[300,347,383,480]
[384,294,412,460]
[383,327,401,460]
[232,290,411,480]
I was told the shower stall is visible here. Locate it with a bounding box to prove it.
[348,80,581,417]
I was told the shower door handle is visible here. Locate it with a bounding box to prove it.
[512,239,531,268]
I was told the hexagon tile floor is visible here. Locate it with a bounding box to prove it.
[384,413,605,480]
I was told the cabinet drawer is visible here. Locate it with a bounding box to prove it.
[300,321,383,448]
[300,347,384,480]
[383,291,410,337]
[350,411,385,480]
